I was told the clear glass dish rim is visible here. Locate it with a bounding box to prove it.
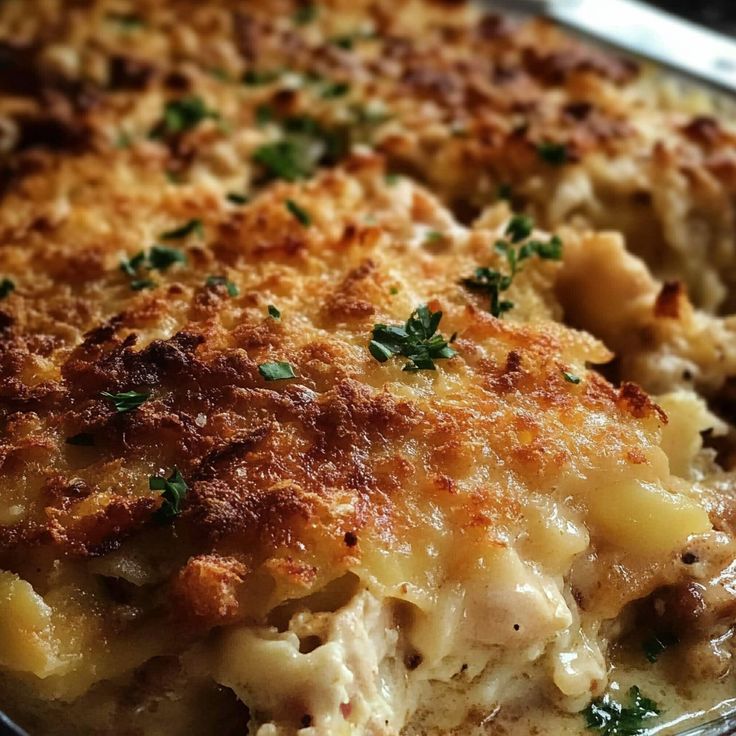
[1,708,736,736]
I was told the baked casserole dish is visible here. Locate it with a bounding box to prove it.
[1,1,736,734]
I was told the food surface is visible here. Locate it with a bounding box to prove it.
[1,1,736,735]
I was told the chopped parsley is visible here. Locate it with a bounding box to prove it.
[643,632,679,663]
[562,370,581,384]
[583,687,660,735]
[65,432,95,447]
[461,214,563,317]
[255,104,274,127]
[106,12,144,29]
[537,141,569,166]
[293,4,317,25]
[242,69,280,86]
[267,304,281,320]
[226,192,249,205]
[258,361,296,381]
[252,114,348,182]
[101,390,150,413]
[148,245,187,270]
[150,96,219,139]
[120,246,186,290]
[206,275,239,297]
[253,139,313,181]
[384,173,400,186]
[115,130,132,149]
[505,214,534,243]
[150,467,188,521]
[370,305,457,372]
[424,230,445,245]
[285,199,312,227]
[321,81,350,99]
[131,278,156,291]
[159,218,204,241]
[0,277,15,299]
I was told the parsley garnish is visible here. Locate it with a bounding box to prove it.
[115,130,132,149]
[101,390,150,413]
[66,432,95,446]
[562,370,581,384]
[584,687,660,735]
[159,218,203,240]
[268,304,281,320]
[253,139,313,181]
[322,81,350,99]
[643,632,678,663]
[148,245,187,270]
[150,96,219,138]
[370,305,457,372]
[106,12,143,29]
[384,173,400,186]
[293,4,317,25]
[461,215,562,317]
[424,230,445,245]
[285,199,312,226]
[252,114,348,182]
[150,468,188,521]
[206,275,239,297]
[537,141,568,165]
[227,192,249,205]
[259,361,296,381]
[242,69,280,86]
[255,104,274,127]
[0,277,15,299]
[120,246,186,290]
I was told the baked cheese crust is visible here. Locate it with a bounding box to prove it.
[0,1,736,735]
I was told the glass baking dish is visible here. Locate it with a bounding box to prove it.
[1,708,735,735]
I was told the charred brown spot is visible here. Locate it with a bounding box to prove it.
[654,280,684,319]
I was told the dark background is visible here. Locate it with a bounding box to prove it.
[649,1,736,36]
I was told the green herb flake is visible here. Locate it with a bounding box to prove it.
[253,139,312,181]
[226,192,249,205]
[462,216,562,318]
[106,12,144,30]
[369,305,457,372]
[115,130,132,149]
[322,81,350,99]
[267,304,281,320]
[242,69,280,86]
[583,686,660,735]
[0,277,15,299]
[537,141,569,166]
[294,4,317,25]
[258,361,296,381]
[562,370,581,385]
[384,173,400,186]
[643,632,679,663]
[208,67,231,82]
[285,199,312,227]
[101,390,150,413]
[65,432,95,447]
[206,275,239,297]
[150,96,219,139]
[159,218,204,241]
[505,214,534,243]
[131,278,156,291]
[148,245,187,271]
[424,230,444,245]
[150,467,188,521]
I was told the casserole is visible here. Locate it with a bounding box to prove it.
[1,1,736,734]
